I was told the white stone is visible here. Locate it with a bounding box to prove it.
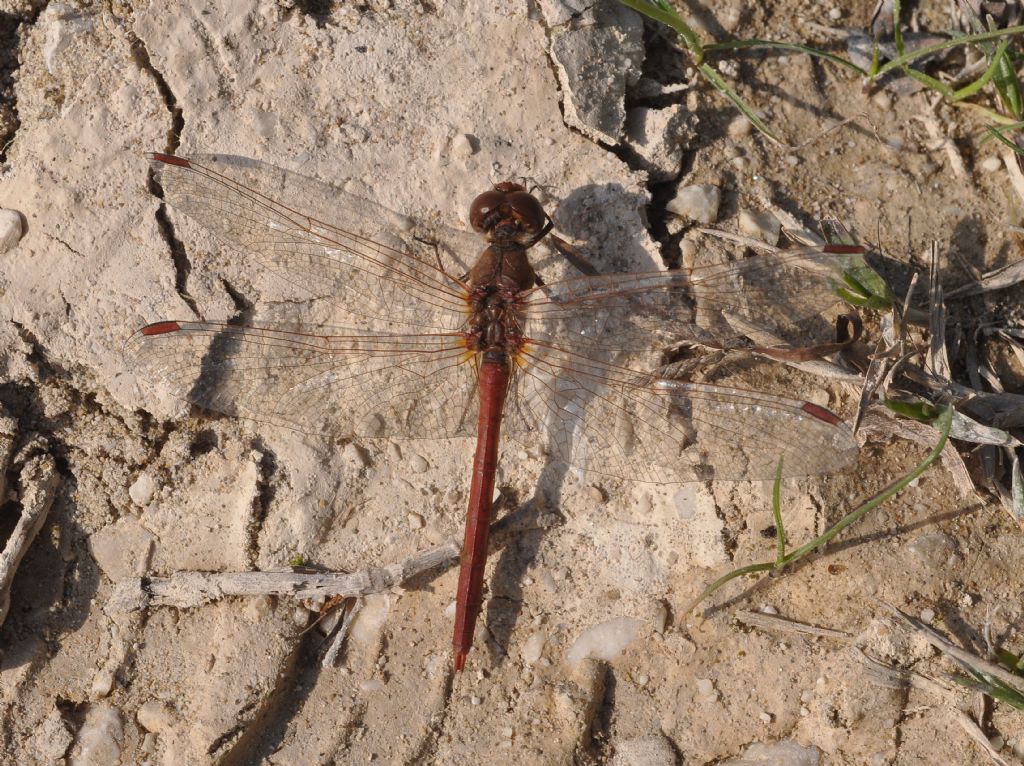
[521,631,546,664]
[738,208,781,245]
[566,616,643,665]
[451,133,476,158]
[722,740,821,766]
[407,512,424,529]
[90,668,116,698]
[136,700,176,733]
[696,678,714,696]
[70,704,122,766]
[342,442,370,471]
[89,516,155,581]
[350,594,391,645]
[409,454,428,473]
[128,472,156,507]
[666,184,720,225]
[610,734,676,766]
[0,209,23,254]
[981,156,1003,172]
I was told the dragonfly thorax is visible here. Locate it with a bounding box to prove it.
[468,285,526,356]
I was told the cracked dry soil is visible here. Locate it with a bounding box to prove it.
[1,1,1023,765]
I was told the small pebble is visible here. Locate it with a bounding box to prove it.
[636,673,649,686]
[610,735,676,766]
[128,472,156,507]
[136,700,175,733]
[407,512,424,530]
[784,155,799,167]
[524,634,548,663]
[666,184,721,224]
[738,208,781,245]
[728,116,752,140]
[566,617,643,664]
[470,695,481,705]
[872,91,893,111]
[451,133,476,158]
[760,604,779,615]
[730,156,750,172]
[759,711,773,724]
[74,705,123,765]
[651,601,668,635]
[342,443,370,471]
[981,155,1003,172]
[539,569,557,593]
[360,413,384,436]
[990,735,1005,750]
[359,679,385,693]
[90,668,116,698]
[828,7,842,20]
[920,608,935,623]
[696,678,714,696]
[409,454,428,473]
[0,209,23,254]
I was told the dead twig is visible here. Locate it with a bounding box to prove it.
[735,609,852,639]
[130,538,461,610]
[0,453,59,626]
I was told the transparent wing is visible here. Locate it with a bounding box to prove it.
[522,246,864,357]
[127,320,480,441]
[500,248,864,482]
[504,342,856,483]
[148,153,477,330]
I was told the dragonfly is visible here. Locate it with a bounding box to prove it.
[129,153,863,671]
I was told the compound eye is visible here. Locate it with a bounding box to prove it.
[469,190,507,232]
[507,191,546,234]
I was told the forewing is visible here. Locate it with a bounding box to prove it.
[128,320,480,441]
[148,153,476,330]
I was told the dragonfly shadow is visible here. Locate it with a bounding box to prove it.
[544,183,658,274]
[484,433,579,668]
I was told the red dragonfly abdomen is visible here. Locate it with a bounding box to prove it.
[452,354,511,671]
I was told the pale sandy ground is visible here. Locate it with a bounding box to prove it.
[0,1,1022,764]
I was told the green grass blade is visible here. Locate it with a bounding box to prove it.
[697,61,780,142]
[875,26,1024,77]
[772,457,786,563]
[685,408,953,614]
[704,39,868,76]
[778,407,952,564]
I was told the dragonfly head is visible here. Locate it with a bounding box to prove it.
[470,183,547,244]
